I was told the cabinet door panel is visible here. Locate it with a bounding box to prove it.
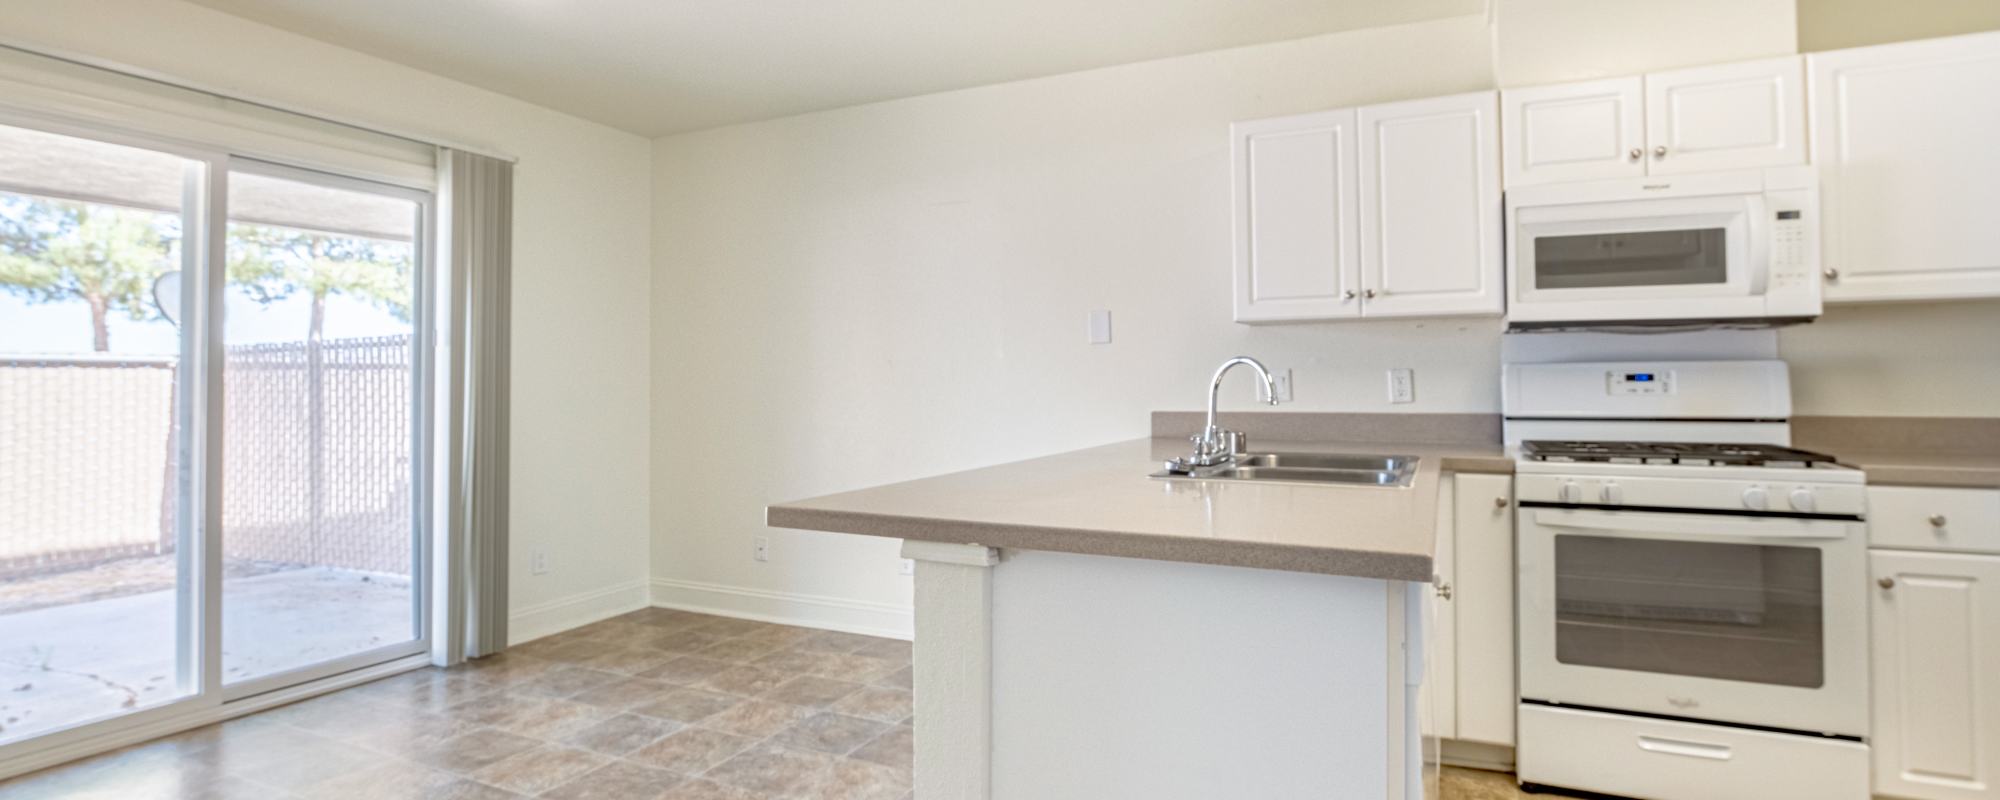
[1501,76,1644,186]
[1645,56,1806,175]
[1420,476,1456,739]
[1811,31,2000,302]
[1871,549,2000,800]
[1453,473,1515,747]
[1231,110,1361,322]
[1358,91,1503,318]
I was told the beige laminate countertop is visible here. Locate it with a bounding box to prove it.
[1835,451,2000,489]
[767,438,1512,582]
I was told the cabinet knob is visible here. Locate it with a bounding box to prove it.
[1628,148,1642,161]
[1363,289,1378,299]
[1495,496,1510,509]
[1653,145,1668,158]
[1878,577,1896,590]
[1343,289,1356,301]
[1823,268,1840,281]
[1929,514,1948,528]
[1433,575,1453,600]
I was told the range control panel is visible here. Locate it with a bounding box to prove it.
[1607,369,1675,396]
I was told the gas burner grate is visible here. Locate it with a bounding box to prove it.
[1520,440,1840,468]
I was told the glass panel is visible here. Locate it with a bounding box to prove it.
[221,168,420,684]
[1535,228,1727,289]
[1554,534,1824,688]
[0,123,196,742]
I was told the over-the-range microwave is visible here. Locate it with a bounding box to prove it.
[1505,167,1820,331]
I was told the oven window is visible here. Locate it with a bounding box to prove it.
[1553,534,1824,688]
[1534,228,1727,289]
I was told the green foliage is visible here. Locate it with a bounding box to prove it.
[0,191,413,347]
[0,196,177,323]
[227,222,414,327]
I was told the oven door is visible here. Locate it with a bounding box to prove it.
[1507,192,1772,323]
[1518,506,1867,736]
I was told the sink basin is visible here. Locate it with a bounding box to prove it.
[1231,453,1414,472]
[1153,452,1419,488]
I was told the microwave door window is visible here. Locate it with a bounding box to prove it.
[1535,228,1728,290]
[1552,534,1825,688]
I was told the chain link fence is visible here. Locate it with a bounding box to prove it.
[0,334,414,580]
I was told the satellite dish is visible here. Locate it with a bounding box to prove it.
[152,270,182,327]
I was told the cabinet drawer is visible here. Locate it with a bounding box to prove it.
[1869,486,2000,554]
[1518,704,1867,800]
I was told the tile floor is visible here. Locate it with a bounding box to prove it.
[0,609,914,799]
[0,607,1566,799]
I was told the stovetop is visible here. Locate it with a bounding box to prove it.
[1520,440,1842,468]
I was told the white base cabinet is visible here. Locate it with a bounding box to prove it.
[1810,30,2000,303]
[1871,549,2000,800]
[1869,484,2000,800]
[1420,473,1516,749]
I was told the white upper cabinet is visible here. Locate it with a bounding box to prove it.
[1645,55,1806,175]
[1810,31,2000,303]
[1502,57,1805,186]
[1358,91,1503,317]
[1501,76,1644,186]
[1231,110,1360,322]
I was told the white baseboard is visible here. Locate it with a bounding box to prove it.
[650,578,913,640]
[509,579,652,645]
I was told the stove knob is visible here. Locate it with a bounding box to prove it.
[1600,482,1623,505]
[1789,487,1817,513]
[1559,481,1581,504]
[1742,486,1770,511]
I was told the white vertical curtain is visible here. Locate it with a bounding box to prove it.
[435,148,512,663]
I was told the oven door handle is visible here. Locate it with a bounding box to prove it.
[1533,508,1852,540]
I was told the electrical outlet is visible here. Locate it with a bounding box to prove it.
[1388,368,1415,404]
[899,559,915,576]
[531,550,550,575]
[1257,368,1294,403]
[753,536,770,563]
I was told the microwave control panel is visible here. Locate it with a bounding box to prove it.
[1770,207,1810,289]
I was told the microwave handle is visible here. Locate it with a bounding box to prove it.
[1744,194,1770,294]
[1533,508,1851,540]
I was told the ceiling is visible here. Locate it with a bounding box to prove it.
[181,0,1483,137]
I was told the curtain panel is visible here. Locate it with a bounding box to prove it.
[434,148,512,662]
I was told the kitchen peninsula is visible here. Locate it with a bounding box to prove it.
[769,434,1489,800]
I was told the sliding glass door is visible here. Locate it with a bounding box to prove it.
[220,164,428,692]
[0,116,432,753]
[0,120,205,746]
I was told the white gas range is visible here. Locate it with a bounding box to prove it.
[1504,360,1872,800]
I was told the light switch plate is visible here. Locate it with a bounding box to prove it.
[1087,310,1112,344]
[1258,368,1294,403]
[1388,368,1415,404]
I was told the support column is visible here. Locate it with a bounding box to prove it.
[901,539,1000,800]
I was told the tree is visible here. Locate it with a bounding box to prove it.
[226,223,411,342]
[0,196,177,352]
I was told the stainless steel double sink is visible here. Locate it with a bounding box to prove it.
[1153,452,1419,488]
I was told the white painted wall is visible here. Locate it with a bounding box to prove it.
[1492,0,1799,87]
[650,17,1500,628]
[0,0,656,641]
[651,7,2000,631]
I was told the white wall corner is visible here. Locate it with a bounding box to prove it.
[650,577,914,641]
[508,579,652,645]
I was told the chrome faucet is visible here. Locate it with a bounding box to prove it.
[1164,356,1280,474]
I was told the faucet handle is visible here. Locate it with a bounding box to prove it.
[1223,430,1247,456]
